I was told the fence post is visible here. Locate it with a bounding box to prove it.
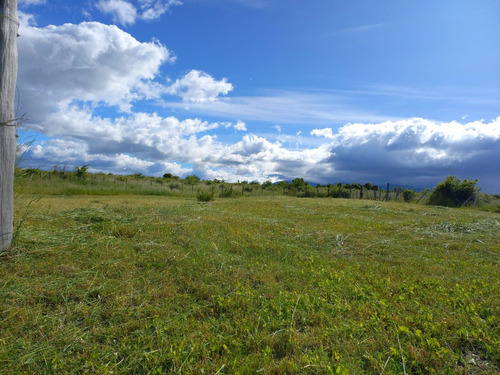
[385,183,390,201]
[0,0,19,251]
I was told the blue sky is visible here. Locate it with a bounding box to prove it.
[16,0,500,192]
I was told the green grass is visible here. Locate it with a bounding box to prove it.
[1,195,499,374]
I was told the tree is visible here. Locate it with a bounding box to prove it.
[185,174,200,192]
[0,0,18,251]
[163,173,179,180]
[276,180,290,194]
[75,165,89,180]
[326,183,333,197]
[262,180,273,190]
[291,178,306,192]
[402,189,415,203]
[427,176,479,207]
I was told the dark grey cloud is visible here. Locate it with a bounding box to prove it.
[312,118,500,191]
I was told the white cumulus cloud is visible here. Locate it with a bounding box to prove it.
[18,20,172,118]
[96,0,138,26]
[140,0,182,20]
[166,70,234,103]
[310,128,335,139]
[95,0,182,25]
[233,121,247,131]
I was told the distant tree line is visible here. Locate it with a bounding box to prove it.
[17,166,480,207]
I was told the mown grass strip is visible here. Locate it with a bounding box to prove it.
[0,195,498,374]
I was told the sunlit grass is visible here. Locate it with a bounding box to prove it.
[1,195,499,374]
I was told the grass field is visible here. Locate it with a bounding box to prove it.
[1,194,499,374]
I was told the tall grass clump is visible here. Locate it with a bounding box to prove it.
[219,186,239,198]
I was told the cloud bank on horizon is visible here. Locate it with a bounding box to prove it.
[16,1,500,192]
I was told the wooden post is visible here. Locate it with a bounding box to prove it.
[360,186,363,199]
[0,0,18,251]
[416,190,428,204]
[385,183,390,201]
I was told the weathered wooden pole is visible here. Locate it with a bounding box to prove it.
[0,0,18,251]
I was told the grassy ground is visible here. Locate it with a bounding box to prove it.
[1,195,499,374]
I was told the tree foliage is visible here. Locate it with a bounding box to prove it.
[291,178,306,192]
[163,173,179,179]
[402,189,415,203]
[427,176,479,207]
[75,165,89,180]
[185,175,200,185]
[262,180,273,189]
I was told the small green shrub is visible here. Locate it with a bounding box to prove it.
[427,176,479,207]
[402,189,415,202]
[197,190,214,202]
